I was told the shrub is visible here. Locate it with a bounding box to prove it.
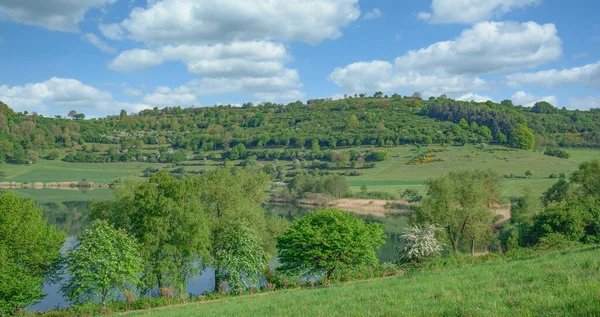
[544,148,571,159]
[535,233,580,251]
[396,225,443,265]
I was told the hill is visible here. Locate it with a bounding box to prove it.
[1,96,600,167]
[122,246,600,317]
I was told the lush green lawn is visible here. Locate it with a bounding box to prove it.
[124,246,600,317]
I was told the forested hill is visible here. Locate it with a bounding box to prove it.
[1,94,599,164]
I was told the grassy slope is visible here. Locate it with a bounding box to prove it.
[125,246,600,317]
[2,145,598,198]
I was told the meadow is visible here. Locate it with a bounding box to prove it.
[2,144,598,199]
[123,246,600,317]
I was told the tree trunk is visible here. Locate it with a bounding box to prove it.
[101,289,107,311]
[471,237,475,257]
[214,267,222,293]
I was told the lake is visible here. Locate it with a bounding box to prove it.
[7,189,407,312]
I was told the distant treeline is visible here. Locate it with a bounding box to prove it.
[1,95,600,164]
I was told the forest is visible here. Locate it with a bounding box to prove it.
[1,94,600,165]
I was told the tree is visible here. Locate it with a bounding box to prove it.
[511,188,542,225]
[571,159,600,200]
[61,220,141,310]
[277,208,385,279]
[67,110,77,119]
[213,222,267,292]
[73,113,85,120]
[414,170,500,255]
[396,225,442,264]
[331,151,350,168]
[197,168,284,291]
[346,115,359,130]
[510,124,535,150]
[525,170,534,179]
[373,91,383,98]
[90,172,211,294]
[411,92,422,100]
[0,192,65,314]
[401,189,423,203]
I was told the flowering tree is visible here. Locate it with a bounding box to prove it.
[396,225,443,264]
[61,220,141,310]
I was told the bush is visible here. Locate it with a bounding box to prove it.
[396,225,442,265]
[544,148,571,159]
[535,233,580,251]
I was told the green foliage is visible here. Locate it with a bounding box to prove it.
[369,150,389,161]
[61,220,141,309]
[414,170,501,254]
[276,208,385,279]
[530,205,585,243]
[571,159,600,199]
[510,188,541,225]
[401,189,423,203]
[0,192,66,314]
[287,174,349,199]
[510,124,535,150]
[214,222,268,292]
[90,171,211,293]
[544,148,570,159]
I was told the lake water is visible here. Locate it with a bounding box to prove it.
[17,191,406,312]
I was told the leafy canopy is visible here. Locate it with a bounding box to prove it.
[276,208,385,279]
[61,220,142,308]
[0,192,65,314]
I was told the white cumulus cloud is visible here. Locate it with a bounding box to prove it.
[0,77,149,115]
[100,0,360,45]
[395,21,562,75]
[0,0,117,32]
[506,61,600,88]
[363,8,383,20]
[511,91,558,108]
[418,0,541,24]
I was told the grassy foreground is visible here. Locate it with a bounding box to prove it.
[124,246,600,317]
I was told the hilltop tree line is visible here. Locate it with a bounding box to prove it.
[1,95,600,165]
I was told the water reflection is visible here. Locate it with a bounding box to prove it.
[28,201,407,311]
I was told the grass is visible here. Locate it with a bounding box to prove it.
[2,145,598,199]
[121,246,600,317]
[0,159,168,184]
[6,188,112,203]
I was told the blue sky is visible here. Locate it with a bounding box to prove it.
[0,0,598,117]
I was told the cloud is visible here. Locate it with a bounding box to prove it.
[573,52,589,59]
[111,42,303,101]
[143,86,198,106]
[506,61,600,88]
[81,33,116,53]
[395,21,561,75]
[99,0,360,45]
[511,91,558,108]
[569,97,600,110]
[99,23,125,40]
[363,8,383,20]
[456,93,493,102]
[108,49,164,72]
[0,77,149,115]
[418,0,541,24]
[120,83,143,97]
[328,60,488,96]
[0,0,117,32]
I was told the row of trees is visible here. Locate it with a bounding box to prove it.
[0,168,391,314]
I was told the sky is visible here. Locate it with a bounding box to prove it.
[0,0,598,117]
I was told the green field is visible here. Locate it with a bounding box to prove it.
[124,246,600,317]
[1,145,598,199]
[0,159,168,184]
[6,188,112,203]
